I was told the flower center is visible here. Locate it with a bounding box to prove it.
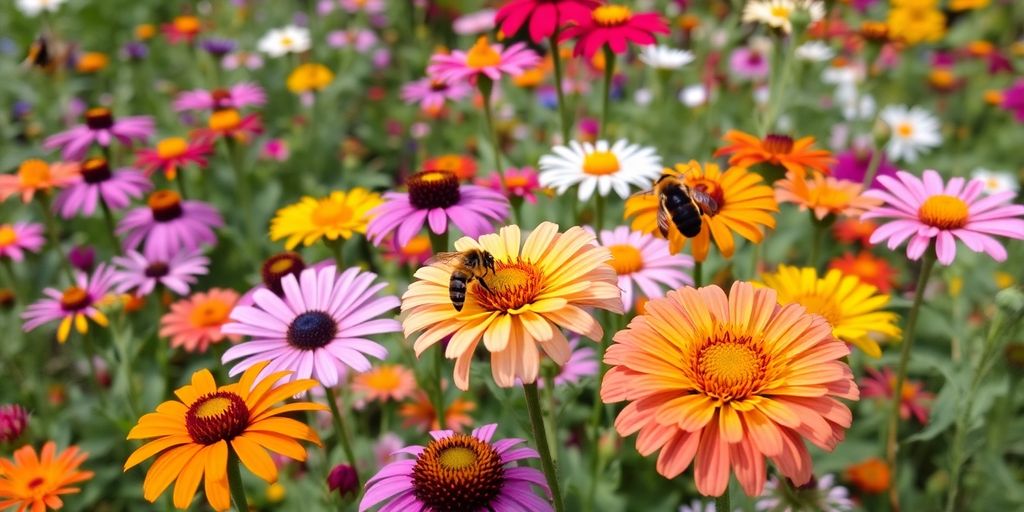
[173,16,201,34]
[156,137,189,159]
[17,160,51,188]
[144,262,170,278]
[465,37,502,69]
[412,434,506,511]
[592,5,632,26]
[27,477,45,489]
[918,194,969,230]
[209,109,241,131]
[474,261,543,312]
[695,335,767,402]
[813,185,852,211]
[189,298,231,328]
[85,107,114,130]
[261,252,306,296]
[763,134,794,154]
[770,6,791,19]
[688,178,725,214]
[407,170,461,209]
[429,80,449,92]
[312,199,353,227]
[286,311,338,350]
[185,391,250,445]
[795,294,842,326]
[896,123,913,138]
[147,190,184,222]
[81,158,112,184]
[608,244,644,275]
[0,225,17,247]
[582,151,621,175]
[210,88,232,108]
[60,286,91,311]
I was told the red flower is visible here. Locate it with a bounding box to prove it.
[560,4,668,58]
[495,0,598,43]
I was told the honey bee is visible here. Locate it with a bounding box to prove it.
[635,174,720,238]
[428,249,497,311]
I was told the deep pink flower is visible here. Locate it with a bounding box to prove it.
[863,170,1024,265]
[135,137,213,179]
[427,36,541,84]
[595,226,693,310]
[112,249,209,296]
[0,222,45,262]
[495,0,598,43]
[477,167,542,204]
[861,367,933,424]
[172,82,267,112]
[1001,79,1024,122]
[400,77,473,113]
[729,46,770,80]
[0,404,28,442]
[559,4,668,58]
[53,158,151,218]
[22,264,117,343]
[832,149,897,190]
[117,190,223,261]
[43,107,154,160]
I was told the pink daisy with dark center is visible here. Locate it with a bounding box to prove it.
[43,107,154,160]
[172,82,267,112]
[112,249,209,296]
[21,264,116,343]
[53,158,151,219]
[116,190,223,261]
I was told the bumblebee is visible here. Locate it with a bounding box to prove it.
[637,174,720,238]
[429,249,497,311]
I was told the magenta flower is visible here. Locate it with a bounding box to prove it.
[0,222,45,262]
[117,190,223,261]
[595,226,693,310]
[495,0,598,42]
[0,404,28,443]
[1001,79,1024,122]
[832,149,897,190]
[221,265,401,387]
[367,170,510,247]
[22,264,117,343]
[863,170,1024,265]
[559,5,669,57]
[729,46,770,80]
[53,158,151,219]
[477,167,542,204]
[359,423,553,512]
[861,366,933,424]
[112,249,209,296]
[428,36,541,85]
[172,82,267,112]
[43,107,154,160]
[400,77,473,113]
[539,336,597,388]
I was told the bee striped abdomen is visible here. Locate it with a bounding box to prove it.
[449,271,469,311]
[664,184,703,237]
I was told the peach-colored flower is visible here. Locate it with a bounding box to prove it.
[159,289,240,353]
[352,364,416,403]
[774,172,882,220]
[399,391,476,432]
[0,160,79,204]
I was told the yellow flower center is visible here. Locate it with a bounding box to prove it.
[364,366,402,392]
[582,151,621,175]
[311,199,353,227]
[194,396,232,418]
[0,225,17,247]
[918,194,969,229]
[17,160,51,188]
[474,261,543,312]
[896,123,914,138]
[796,294,842,326]
[770,6,791,18]
[466,37,502,69]
[592,5,633,26]
[411,434,505,510]
[269,258,297,274]
[281,36,294,47]
[156,137,189,159]
[608,244,644,275]
[60,287,90,311]
[696,336,767,402]
[189,298,231,328]
[439,446,478,469]
[209,109,241,131]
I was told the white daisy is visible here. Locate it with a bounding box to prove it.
[679,84,709,107]
[539,140,662,201]
[257,25,311,58]
[638,45,696,70]
[879,105,942,163]
[795,41,835,62]
[971,168,1019,195]
[15,0,67,16]
[742,0,825,34]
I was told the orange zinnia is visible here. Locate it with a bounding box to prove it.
[0,160,79,204]
[0,442,94,511]
[714,130,835,178]
[402,222,623,390]
[124,362,325,511]
[602,282,859,496]
[624,161,778,261]
[774,171,882,220]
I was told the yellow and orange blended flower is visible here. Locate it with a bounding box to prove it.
[286,63,335,94]
[402,222,623,390]
[0,442,93,511]
[124,362,324,511]
[775,171,882,220]
[714,130,834,179]
[625,161,778,261]
[270,188,382,249]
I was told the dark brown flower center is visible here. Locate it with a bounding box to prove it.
[261,252,306,296]
[185,391,250,445]
[148,190,184,222]
[60,286,91,311]
[81,158,113,184]
[429,80,449,92]
[412,434,505,511]
[85,107,114,130]
[211,88,232,110]
[763,134,795,155]
[27,477,45,489]
[144,262,170,278]
[287,311,338,350]
[407,170,460,210]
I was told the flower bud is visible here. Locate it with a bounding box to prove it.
[327,464,359,499]
[996,287,1024,316]
[0,404,29,442]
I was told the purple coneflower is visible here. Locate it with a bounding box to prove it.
[112,249,209,296]
[53,158,151,218]
[1001,79,1024,122]
[172,82,266,112]
[200,38,237,57]
[43,107,154,160]
[538,337,597,388]
[0,222,45,262]
[22,264,116,343]
[400,77,473,113]
[595,226,693,311]
[117,190,223,261]
[221,265,401,387]
[729,46,770,80]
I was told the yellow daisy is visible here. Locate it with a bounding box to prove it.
[270,188,382,249]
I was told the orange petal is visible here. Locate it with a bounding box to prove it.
[231,435,278,483]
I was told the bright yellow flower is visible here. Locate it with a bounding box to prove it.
[286,63,335,94]
[950,0,989,11]
[270,188,382,249]
[887,3,946,45]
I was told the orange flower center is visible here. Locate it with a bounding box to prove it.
[81,158,112,184]
[173,16,201,34]
[592,5,632,26]
[148,190,184,222]
[466,37,502,69]
[895,123,914,138]
[918,194,969,229]
[853,257,882,279]
[0,225,17,247]
[812,185,852,211]
[408,170,461,209]
[60,286,91,311]
[189,298,231,328]
[930,69,955,89]
[582,151,621,175]
[608,244,644,275]
[411,434,505,510]
[795,294,842,326]
[695,336,768,402]
[505,175,530,188]
[261,252,306,296]
[156,137,189,159]
[185,391,250,445]
[17,160,51,188]
[474,261,543,312]
[763,134,795,155]
[209,109,241,131]
[311,199,353,227]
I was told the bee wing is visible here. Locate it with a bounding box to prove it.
[628,188,657,200]
[425,252,463,268]
[657,194,671,238]
[690,189,719,215]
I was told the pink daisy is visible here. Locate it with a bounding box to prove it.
[0,222,45,262]
[134,137,213,179]
[559,4,669,58]
[595,226,693,311]
[427,36,541,85]
[495,0,598,43]
[477,167,542,204]
[400,77,473,113]
[221,265,401,387]
[112,249,209,296]
[53,158,151,219]
[359,423,552,512]
[863,169,1024,265]
[172,83,267,112]
[366,170,510,247]
[537,336,597,388]
[159,288,241,353]
[340,0,385,14]
[43,107,154,160]
[861,366,934,425]
[117,190,224,261]
[22,264,116,343]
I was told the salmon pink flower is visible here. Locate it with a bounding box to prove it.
[160,289,240,353]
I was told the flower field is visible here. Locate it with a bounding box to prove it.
[2,0,1024,511]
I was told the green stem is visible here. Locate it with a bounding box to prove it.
[328,238,345,268]
[99,196,121,253]
[542,365,558,465]
[693,261,704,287]
[759,35,796,135]
[523,382,565,512]
[227,451,249,512]
[225,138,256,251]
[861,147,884,189]
[600,46,616,140]
[428,230,449,254]
[81,331,108,407]
[593,193,605,233]
[174,171,189,199]
[37,193,74,282]
[716,481,731,512]
[478,78,512,206]
[324,386,361,486]
[431,345,447,430]
[549,34,572,142]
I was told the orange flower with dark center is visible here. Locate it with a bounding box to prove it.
[0,442,94,511]
[714,130,835,179]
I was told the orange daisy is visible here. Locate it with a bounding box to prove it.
[774,171,882,220]
[714,130,835,178]
[124,362,325,511]
[352,364,417,403]
[602,282,859,497]
[0,160,79,204]
[624,161,778,261]
[159,289,241,353]
[402,222,623,390]
[829,251,899,293]
[0,442,94,512]
[400,390,476,432]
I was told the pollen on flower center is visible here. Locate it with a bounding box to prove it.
[185,391,250,445]
[286,311,338,350]
[148,190,184,222]
[770,6,791,19]
[465,37,502,69]
[814,186,852,210]
[312,199,352,227]
[763,134,795,154]
[695,337,767,402]
[609,244,644,275]
[85,107,114,130]
[261,253,306,296]
[918,194,969,230]
[209,109,241,131]
[81,158,112,184]
[0,226,18,247]
[173,16,201,34]
[411,434,506,511]
[896,123,914,138]
[17,160,51,187]
[60,286,91,312]
[189,299,231,328]
[582,151,621,175]
[156,137,189,159]
[474,261,543,312]
[439,446,477,469]
[407,170,461,209]
[592,5,633,26]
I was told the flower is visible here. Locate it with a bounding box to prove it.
[638,45,695,70]
[742,0,825,34]
[53,158,151,218]
[887,1,945,45]
[844,458,889,494]
[625,161,778,260]
[193,109,263,143]
[222,51,264,71]
[400,391,476,432]
[560,4,669,57]
[539,336,598,388]
[328,464,359,499]
[454,8,497,35]
[794,41,835,62]
[427,36,540,84]
[257,25,311,57]
[135,137,213,179]
[950,0,989,9]
[756,474,854,512]
[596,226,693,310]
[0,404,29,442]
[1000,79,1024,122]
[495,0,598,43]
[400,78,473,114]
[601,282,859,496]
[43,107,154,160]
[22,264,116,343]
[221,265,401,387]
[367,170,509,247]
[0,442,93,511]
[163,15,202,44]
[729,47,771,80]
[340,0,384,14]
[832,218,877,246]
[112,249,209,296]
[539,139,662,201]
[0,159,79,204]
[832,149,897,189]
[970,168,1019,195]
[326,29,378,51]
[359,424,552,511]
[423,155,478,181]
[402,222,623,389]
[75,52,108,73]
[173,83,267,112]
[270,189,383,250]
[477,167,542,204]
[774,172,881,220]
[123,363,325,511]
[879,105,942,163]
[714,130,834,178]
[863,170,1024,265]
[200,38,236,57]
[160,289,241,353]
[286,63,335,94]
[678,500,718,512]
[758,265,901,358]
[828,251,899,293]
[261,139,290,162]
[861,367,934,424]
[353,365,417,403]
[0,222,44,262]
[15,0,68,16]
[118,190,223,261]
